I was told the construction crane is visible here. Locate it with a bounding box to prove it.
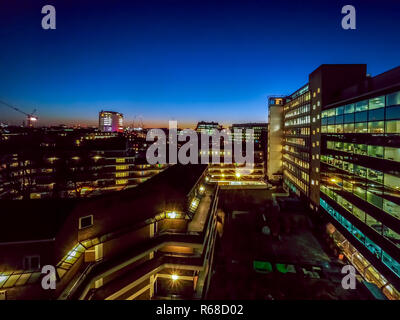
[0,100,38,127]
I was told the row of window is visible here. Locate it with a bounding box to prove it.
[321,166,400,221]
[283,162,309,183]
[285,104,310,119]
[323,107,400,131]
[284,115,310,127]
[284,127,310,136]
[284,91,311,112]
[283,145,310,161]
[321,154,400,192]
[321,120,400,134]
[326,140,400,163]
[322,106,400,126]
[285,137,308,147]
[322,91,400,118]
[283,170,309,195]
[283,153,310,170]
[320,198,400,279]
[321,185,400,247]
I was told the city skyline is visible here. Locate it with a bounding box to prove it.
[1,0,400,302]
[1,0,400,127]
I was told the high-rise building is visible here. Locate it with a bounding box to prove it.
[99,110,123,133]
[267,64,400,300]
[267,97,285,181]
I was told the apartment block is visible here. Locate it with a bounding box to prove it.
[0,164,220,300]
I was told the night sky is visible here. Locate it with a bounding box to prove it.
[0,0,399,127]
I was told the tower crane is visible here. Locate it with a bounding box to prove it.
[0,100,38,127]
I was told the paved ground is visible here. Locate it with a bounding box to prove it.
[207,189,371,300]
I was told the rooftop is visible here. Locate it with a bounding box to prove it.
[0,164,207,243]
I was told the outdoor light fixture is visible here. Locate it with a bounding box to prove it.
[199,185,205,192]
[205,176,209,182]
[166,211,177,219]
[235,172,241,178]
[330,178,337,182]
[171,274,179,281]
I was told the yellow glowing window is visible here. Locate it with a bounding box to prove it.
[116,165,128,170]
[116,179,128,185]
[115,172,128,178]
[116,158,125,163]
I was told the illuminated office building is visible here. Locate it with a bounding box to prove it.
[267,64,400,299]
[99,111,124,133]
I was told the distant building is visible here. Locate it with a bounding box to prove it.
[195,121,222,135]
[230,122,268,151]
[0,129,167,199]
[99,111,123,133]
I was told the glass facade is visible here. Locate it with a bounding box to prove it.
[321,91,400,134]
[320,89,400,294]
[320,198,400,279]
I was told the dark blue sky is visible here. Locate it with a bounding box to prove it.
[1,0,399,127]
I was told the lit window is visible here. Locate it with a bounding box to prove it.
[116,158,125,163]
[79,215,93,229]
[116,179,128,185]
[115,172,129,178]
[166,211,178,219]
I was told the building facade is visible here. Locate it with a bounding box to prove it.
[267,97,285,181]
[99,111,124,133]
[267,64,400,299]
[0,165,220,300]
[195,121,222,135]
